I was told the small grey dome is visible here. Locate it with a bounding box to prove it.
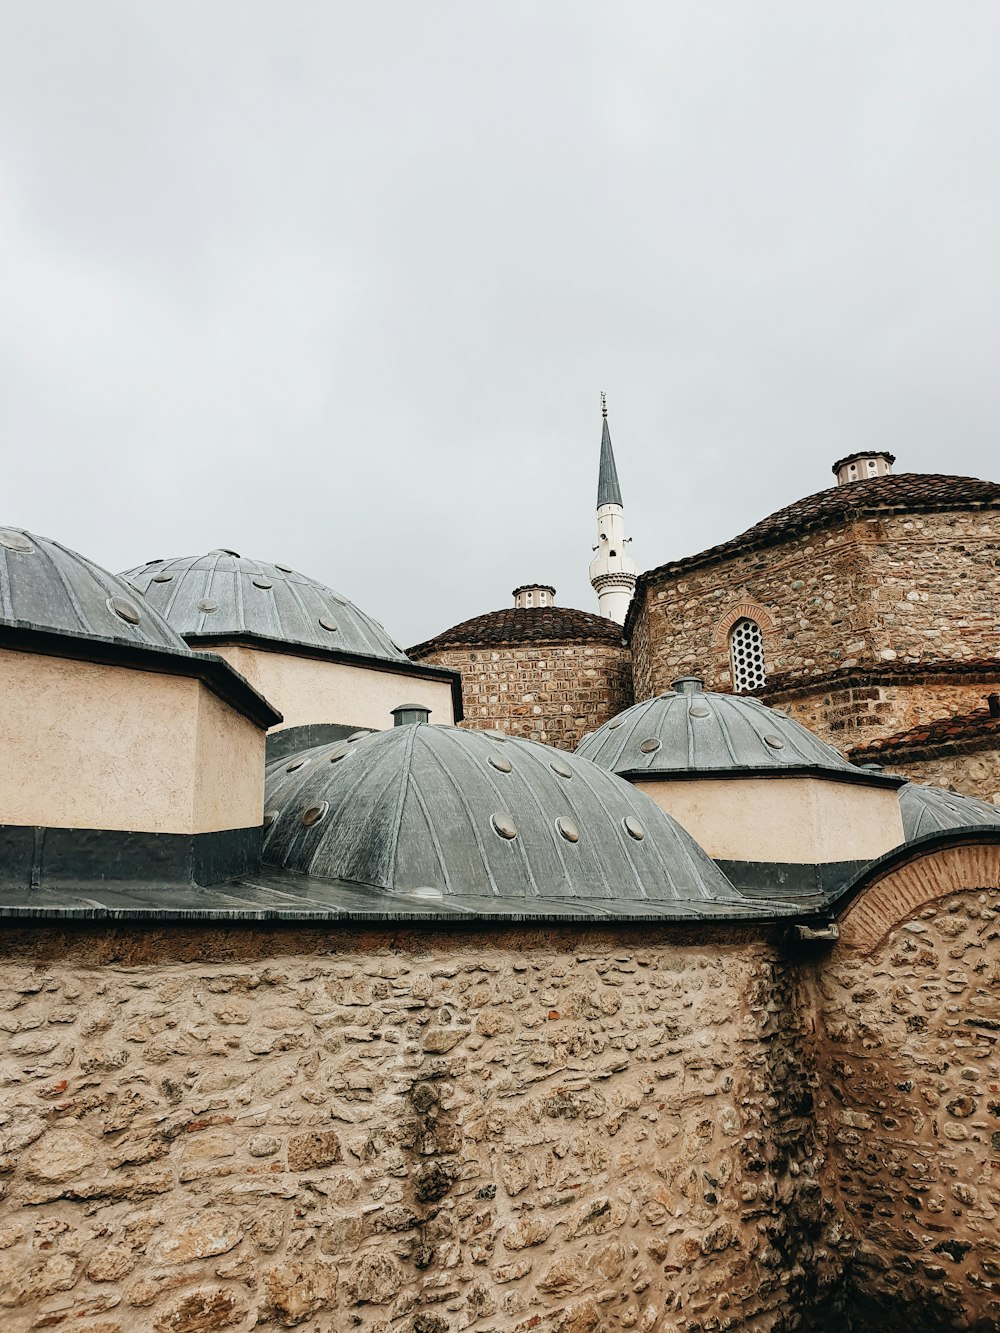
[899,783,1000,841]
[262,724,747,915]
[122,551,409,663]
[577,679,863,777]
[0,526,189,652]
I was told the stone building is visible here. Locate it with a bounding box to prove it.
[625,452,1000,791]
[1,431,1000,1332]
[411,418,999,799]
[408,587,632,751]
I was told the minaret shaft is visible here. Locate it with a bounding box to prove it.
[589,396,636,624]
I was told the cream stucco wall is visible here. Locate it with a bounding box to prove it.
[213,644,455,732]
[0,649,263,834]
[193,683,266,831]
[635,774,904,863]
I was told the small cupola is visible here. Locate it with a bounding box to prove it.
[512,584,556,609]
[831,451,895,486]
[392,703,432,726]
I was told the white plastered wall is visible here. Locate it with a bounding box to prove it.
[212,644,456,732]
[0,649,264,834]
[634,775,904,864]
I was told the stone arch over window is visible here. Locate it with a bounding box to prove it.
[711,602,776,650]
[836,840,1000,953]
[712,603,775,694]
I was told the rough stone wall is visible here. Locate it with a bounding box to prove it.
[0,925,839,1333]
[805,887,1000,1330]
[628,613,653,710]
[415,642,633,750]
[635,511,999,700]
[765,680,996,749]
[877,750,1000,807]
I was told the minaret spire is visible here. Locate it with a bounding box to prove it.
[588,394,637,624]
[597,392,623,508]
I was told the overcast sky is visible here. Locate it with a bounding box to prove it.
[2,3,998,647]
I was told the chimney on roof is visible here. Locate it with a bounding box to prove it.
[988,694,1000,718]
[513,584,555,609]
[831,451,895,486]
[392,703,431,726]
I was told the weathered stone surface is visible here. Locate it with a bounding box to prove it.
[0,906,996,1333]
[23,1129,96,1183]
[152,1287,243,1332]
[258,1257,338,1325]
[343,1251,402,1304]
[501,1215,553,1250]
[286,1130,342,1172]
[152,1212,242,1265]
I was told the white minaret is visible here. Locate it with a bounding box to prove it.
[588,393,637,624]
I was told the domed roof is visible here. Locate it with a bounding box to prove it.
[0,526,189,652]
[261,723,753,916]
[122,550,409,663]
[577,677,876,779]
[634,472,1000,592]
[899,782,1000,841]
[408,604,624,657]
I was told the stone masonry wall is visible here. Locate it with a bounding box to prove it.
[416,643,633,750]
[764,680,997,751]
[633,510,998,696]
[805,887,1000,1330]
[876,751,1000,807]
[0,925,840,1333]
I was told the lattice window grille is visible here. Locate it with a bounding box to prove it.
[730,618,766,693]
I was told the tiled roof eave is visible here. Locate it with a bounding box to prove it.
[849,714,1000,764]
[408,607,626,657]
[623,475,1000,640]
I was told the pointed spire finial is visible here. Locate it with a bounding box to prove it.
[601,391,607,419]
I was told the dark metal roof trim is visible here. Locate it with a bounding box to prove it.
[0,873,804,925]
[0,623,282,730]
[619,764,905,789]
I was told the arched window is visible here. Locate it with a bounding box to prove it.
[729,617,766,693]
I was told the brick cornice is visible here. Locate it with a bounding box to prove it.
[759,657,1000,700]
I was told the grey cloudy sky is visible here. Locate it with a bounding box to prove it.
[2,2,998,647]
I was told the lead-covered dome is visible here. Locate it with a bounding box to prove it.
[899,783,1000,841]
[0,526,189,652]
[122,550,409,663]
[261,723,756,917]
[577,677,869,778]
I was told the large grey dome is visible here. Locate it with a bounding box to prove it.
[261,723,756,917]
[0,526,189,652]
[122,550,409,663]
[899,783,1000,841]
[577,677,866,778]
